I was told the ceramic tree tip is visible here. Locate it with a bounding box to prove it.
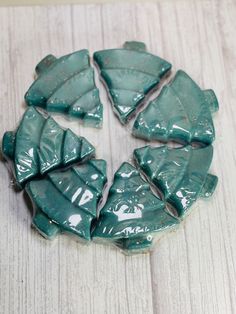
[2,131,15,159]
[79,137,96,161]
[89,159,107,178]
[133,145,150,164]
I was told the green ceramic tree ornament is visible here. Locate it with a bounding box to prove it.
[25,159,107,240]
[133,70,219,145]
[25,50,103,127]
[134,145,218,218]
[93,162,178,252]
[94,41,172,124]
[1,107,95,187]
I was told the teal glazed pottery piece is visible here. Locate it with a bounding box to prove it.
[2,107,95,187]
[133,70,219,145]
[134,145,218,218]
[25,159,107,240]
[93,162,178,252]
[94,41,172,124]
[25,50,103,127]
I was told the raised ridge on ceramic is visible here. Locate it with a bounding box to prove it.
[25,50,103,127]
[134,145,218,218]
[94,41,172,124]
[93,162,178,252]
[1,107,95,187]
[133,70,219,145]
[25,159,107,240]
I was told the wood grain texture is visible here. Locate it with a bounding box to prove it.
[0,1,235,313]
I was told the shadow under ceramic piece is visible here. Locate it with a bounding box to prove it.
[134,145,218,219]
[94,41,172,124]
[1,107,95,187]
[133,70,219,145]
[25,50,103,127]
[25,159,107,240]
[92,162,178,252]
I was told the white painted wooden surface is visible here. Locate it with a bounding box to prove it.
[0,1,235,313]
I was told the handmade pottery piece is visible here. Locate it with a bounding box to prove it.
[0,41,219,253]
[134,145,218,218]
[25,50,103,127]
[94,41,172,124]
[26,159,107,240]
[93,162,178,252]
[133,70,219,144]
[2,107,95,187]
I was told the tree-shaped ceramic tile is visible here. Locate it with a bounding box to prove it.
[25,50,103,127]
[26,159,107,240]
[93,162,178,252]
[133,70,219,144]
[134,145,218,218]
[94,41,171,124]
[2,107,95,187]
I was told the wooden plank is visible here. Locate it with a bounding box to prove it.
[149,1,236,314]
[0,0,161,7]
[0,1,236,314]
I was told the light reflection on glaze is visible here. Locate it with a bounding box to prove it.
[71,187,82,203]
[113,203,143,222]
[68,214,82,227]
[79,190,94,206]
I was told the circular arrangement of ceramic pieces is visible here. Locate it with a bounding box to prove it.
[1,41,218,254]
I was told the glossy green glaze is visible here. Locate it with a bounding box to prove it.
[133,70,219,144]
[2,107,95,187]
[93,162,178,252]
[25,51,103,127]
[93,41,172,124]
[134,145,218,218]
[26,159,107,240]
